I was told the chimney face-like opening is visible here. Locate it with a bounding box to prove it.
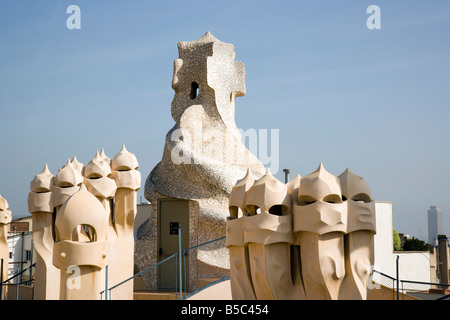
[245,205,261,216]
[268,204,288,216]
[72,224,97,242]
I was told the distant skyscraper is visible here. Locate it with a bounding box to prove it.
[428,206,443,245]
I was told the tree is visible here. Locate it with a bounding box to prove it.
[393,229,402,251]
[403,237,430,251]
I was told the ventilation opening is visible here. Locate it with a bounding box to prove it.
[52,207,57,242]
[351,193,372,203]
[298,195,317,206]
[72,224,96,242]
[269,204,288,216]
[323,194,342,204]
[87,174,102,180]
[190,82,199,99]
[229,206,241,220]
[114,165,134,171]
[245,205,261,216]
[57,182,78,188]
[110,198,115,225]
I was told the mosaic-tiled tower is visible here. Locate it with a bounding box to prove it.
[137,32,266,287]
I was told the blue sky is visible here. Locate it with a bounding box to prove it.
[0,0,449,241]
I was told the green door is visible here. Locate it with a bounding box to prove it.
[158,199,189,291]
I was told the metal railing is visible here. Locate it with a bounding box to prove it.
[368,269,450,300]
[101,251,182,300]
[1,260,35,300]
[102,233,229,300]
[3,244,449,300]
[368,270,397,300]
[399,279,450,300]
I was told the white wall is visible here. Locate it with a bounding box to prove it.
[374,202,395,277]
[7,232,33,279]
[374,201,431,283]
[396,251,431,282]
